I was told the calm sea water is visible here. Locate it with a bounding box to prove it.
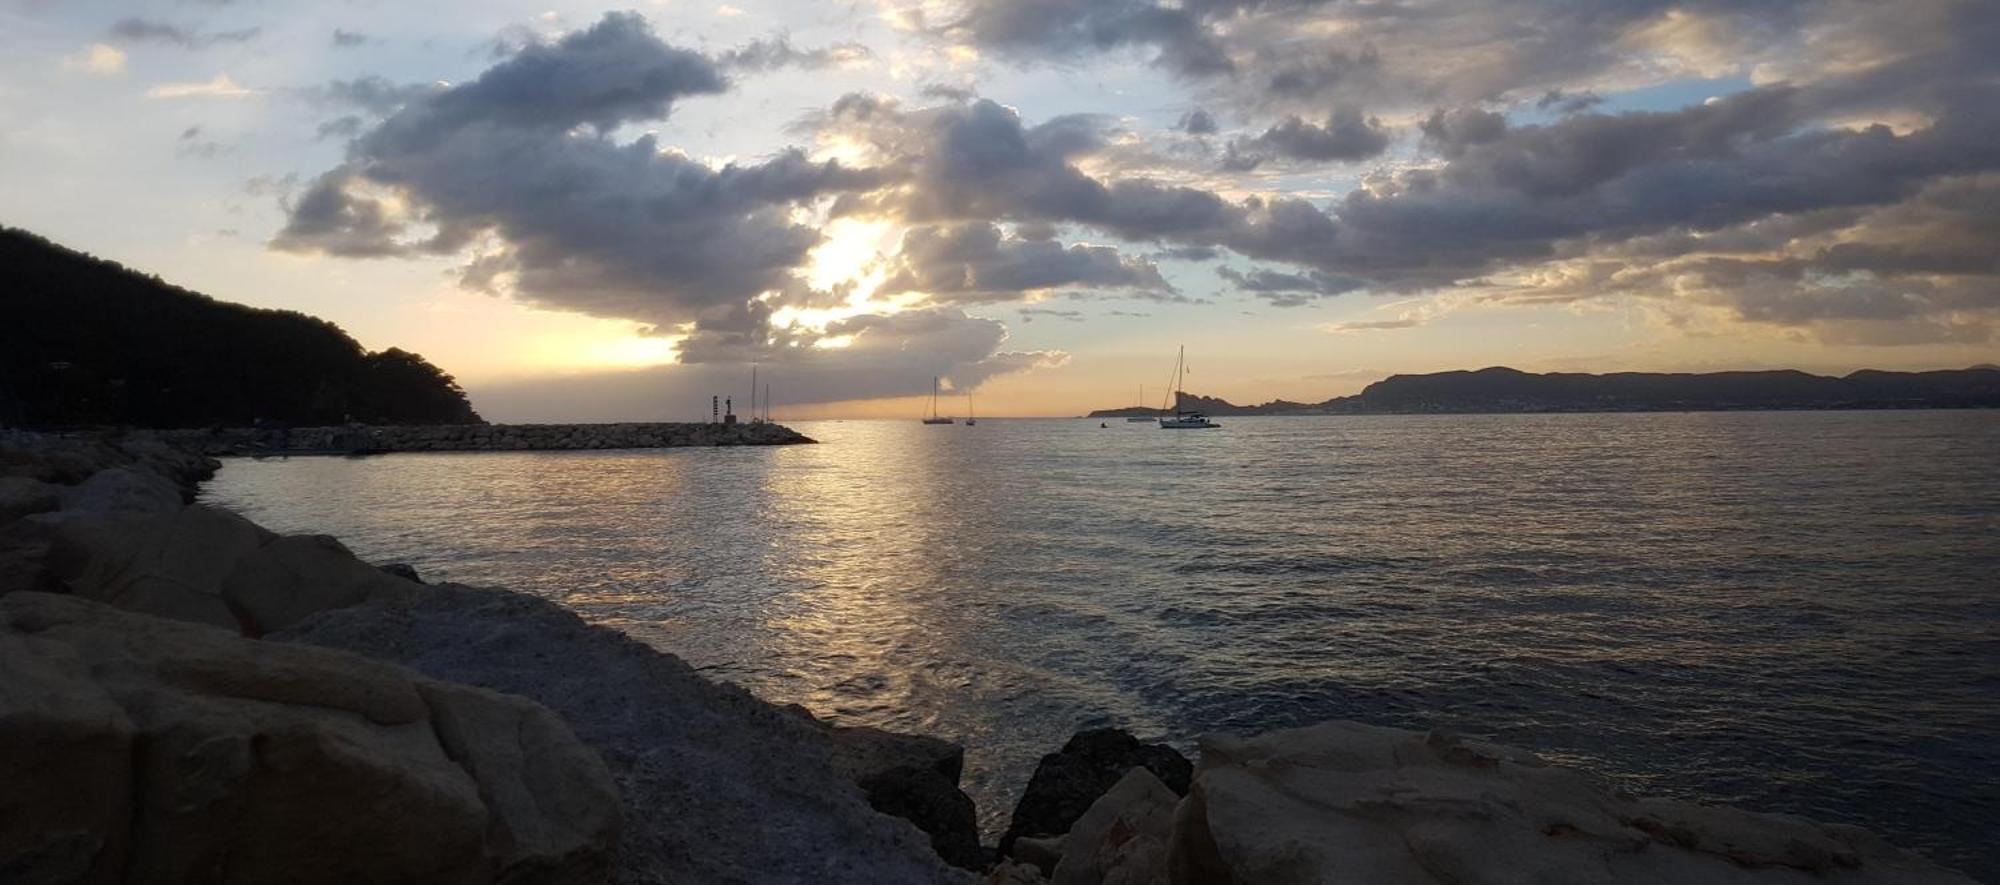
[205,412,2000,877]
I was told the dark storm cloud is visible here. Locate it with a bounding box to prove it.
[878,222,1174,303]
[1220,108,1391,170]
[276,12,874,329]
[109,17,260,48]
[716,36,872,72]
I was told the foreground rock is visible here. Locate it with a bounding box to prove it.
[0,592,618,884]
[278,583,974,885]
[1,432,418,635]
[1001,729,1193,858]
[996,719,1975,885]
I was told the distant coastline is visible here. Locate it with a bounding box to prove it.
[1088,366,2000,417]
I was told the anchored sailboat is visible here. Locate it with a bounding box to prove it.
[965,392,977,426]
[1126,384,1154,421]
[1159,346,1219,429]
[921,377,955,425]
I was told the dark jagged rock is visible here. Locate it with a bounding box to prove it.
[998,728,1192,858]
[857,764,985,870]
[380,563,424,584]
[824,723,985,869]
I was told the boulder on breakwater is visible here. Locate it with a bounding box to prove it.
[986,720,1977,885]
[146,420,813,455]
[0,591,619,885]
[1,431,972,885]
[277,583,979,884]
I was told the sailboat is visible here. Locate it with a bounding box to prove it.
[964,393,977,426]
[921,377,955,425]
[1158,346,1220,429]
[1125,384,1155,421]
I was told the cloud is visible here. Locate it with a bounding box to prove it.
[878,222,1174,303]
[1218,266,1366,306]
[146,74,256,99]
[1177,108,1216,135]
[109,18,260,49]
[62,43,126,75]
[808,95,1344,268]
[1020,307,1085,322]
[469,310,1066,420]
[277,12,875,333]
[331,29,372,48]
[1536,89,1603,115]
[176,124,224,159]
[717,36,873,72]
[1221,108,1391,169]
[303,76,439,117]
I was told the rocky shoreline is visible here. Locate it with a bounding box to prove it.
[143,420,813,456]
[0,431,1978,884]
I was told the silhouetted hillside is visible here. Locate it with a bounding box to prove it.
[1089,366,2000,416]
[0,227,482,428]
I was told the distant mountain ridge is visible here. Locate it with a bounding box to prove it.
[1,227,482,429]
[1087,366,2000,417]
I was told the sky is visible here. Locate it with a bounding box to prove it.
[3,0,1997,420]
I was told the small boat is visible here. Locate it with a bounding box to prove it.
[964,393,977,426]
[1158,346,1219,429]
[921,377,955,424]
[1125,384,1155,421]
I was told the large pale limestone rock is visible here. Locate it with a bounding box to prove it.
[1166,720,1976,885]
[1050,768,1178,885]
[57,466,183,516]
[0,476,59,524]
[43,505,271,630]
[0,592,618,885]
[39,504,414,635]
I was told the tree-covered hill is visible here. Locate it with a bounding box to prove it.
[1,227,482,428]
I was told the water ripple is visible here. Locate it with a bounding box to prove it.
[206,411,2000,878]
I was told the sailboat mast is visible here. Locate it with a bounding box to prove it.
[1175,345,1186,414]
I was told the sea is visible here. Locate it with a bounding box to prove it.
[204,411,2000,878]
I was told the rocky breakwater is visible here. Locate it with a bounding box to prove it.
[150,420,813,455]
[0,432,973,884]
[983,720,1977,885]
